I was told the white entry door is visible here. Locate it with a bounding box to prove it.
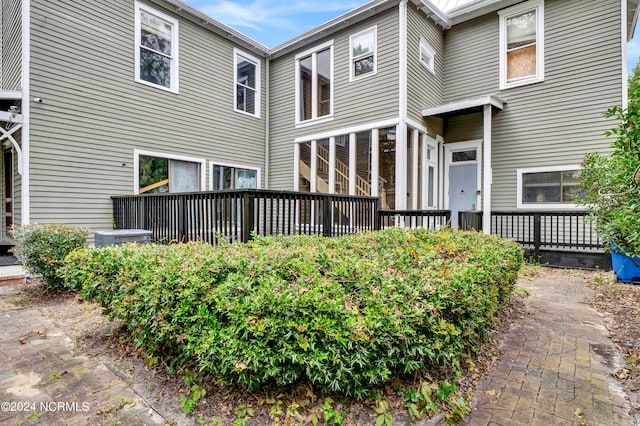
[445,141,481,228]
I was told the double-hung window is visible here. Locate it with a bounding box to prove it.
[349,27,377,80]
[499,0,544,89]
[234,49,260,117]
[135,2,179,93]
[295,40,334,125]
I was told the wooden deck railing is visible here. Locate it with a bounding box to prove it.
[112,189,379,244]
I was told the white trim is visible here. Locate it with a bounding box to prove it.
[422,95,505,117]
[294,40,334,126]
[349,133,357,195]
[21,0,30,224]
[133,149,206,194]
[310,140,318,192]
[233,48,261,118]
[134,1,180,94]
[482,104,492,234]
[209,161,261,190]
[328,136,336,194]
[0,111,22,123]
[371,128,380,197]
[0,91,22,100]
[443,140,482,212]
[419,37,436,75]
[498,0,544,90]
[293,143,300,191]
[410,129,419,210]
[349,25,377,82]
[516,164,584,210]
[622,0,629,107]
[294,117,399,143]
[405,116,428,134]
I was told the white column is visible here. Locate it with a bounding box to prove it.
[483,104,492,235]
[395,123,407,210]
[349,133,357,196]
[420,134,428,209]
[328,136,336,194]
[411,129,419,210]
[371,129,379,197]
[310,140,317,193]
[293,143,300,191]
[438,136,444,210]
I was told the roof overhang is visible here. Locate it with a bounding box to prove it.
[629,0,640,40]
[150,0,269,57]
[269,0,398,59]
[422,95,505,118]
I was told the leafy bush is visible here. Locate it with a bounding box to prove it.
[62,228,522,397]
[12,223,89,292]
[578,78,640,257]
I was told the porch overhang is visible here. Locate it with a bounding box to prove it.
[421,95,506,118]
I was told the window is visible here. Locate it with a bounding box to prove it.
[136,151,204,194]
[517,166,582,208]
[419,38,435,75]
[349,27,377,80]
[210,163,260,190]
[234,49,260,117]
[135,2,179,93]
[296,41,333,125]
[499,0,544,89]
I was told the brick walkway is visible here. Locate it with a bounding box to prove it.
[0,269,637,425]
[464,270,636,426]
[0,282,166,425]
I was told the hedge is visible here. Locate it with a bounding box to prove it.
[61,228,522,397]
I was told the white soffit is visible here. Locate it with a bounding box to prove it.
[422,95,505,117]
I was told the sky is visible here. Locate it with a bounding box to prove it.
[182,0,640,72]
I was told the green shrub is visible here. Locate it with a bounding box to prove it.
[62,228,522,397]
[12,223,89,292]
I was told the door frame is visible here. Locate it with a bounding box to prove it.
[444,140,482,211]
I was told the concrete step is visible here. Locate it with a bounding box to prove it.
[0,265,27,286]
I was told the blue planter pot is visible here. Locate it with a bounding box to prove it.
[610,245,640,283]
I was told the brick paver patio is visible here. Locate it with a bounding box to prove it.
[464,270,636,426]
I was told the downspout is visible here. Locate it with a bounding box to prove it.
[396,0,408,211]
[21,0,30,225]
[264,54,270,188]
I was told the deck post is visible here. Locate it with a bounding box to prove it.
[322,196,333,237]
[242,192,255,243]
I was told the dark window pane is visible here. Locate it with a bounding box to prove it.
[354,55,374,76]
[140,49,171,87]
[524,186,561,203]
[139,156,168,194]
[452,149,477,162]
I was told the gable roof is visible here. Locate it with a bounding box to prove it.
[155,0,639,57]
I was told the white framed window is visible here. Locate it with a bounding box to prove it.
[295,40,334,126]
[134,150,205,194]
[349,26,377,81]
[234,49,260,117]
[517,165,583,209]
[134,2,179,93]
[498,0,544,90]
[209,161,261,190]
[419,38,435,75]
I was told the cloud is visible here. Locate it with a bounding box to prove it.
[198,0,363,33]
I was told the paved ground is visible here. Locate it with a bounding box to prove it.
[0,268,636,425]
[464,270,636,426]
[0,275,166,425]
